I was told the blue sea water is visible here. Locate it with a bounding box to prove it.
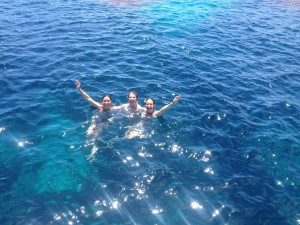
[1,0,300,224]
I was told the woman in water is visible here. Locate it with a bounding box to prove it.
[113,91,145,116]
[143,96,181,117]
[125,96,181,139]
[75,80,116,159]
[75,80,113,136]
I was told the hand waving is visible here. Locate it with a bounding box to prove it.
[75,80,81,89]
[173,96,181,104]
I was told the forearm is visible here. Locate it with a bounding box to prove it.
[111,104,125,111]
[77,87,91,101]
[161,101,175,111]
[77,86,101,108]
[155,101,176,116]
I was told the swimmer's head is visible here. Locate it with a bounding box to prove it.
[101,94,112,110]
[145,97,155,114]
[102,94,112,101]
[128,91,138,105]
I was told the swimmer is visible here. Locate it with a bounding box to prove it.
[113,91,145,116]
[125,96,181,139]
[75,80,109,111]
[75,80,113,159]
[144,96,181,117]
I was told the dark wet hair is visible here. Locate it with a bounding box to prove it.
[101,94,112,101]
[128,91,138,100]
[145,97,155,105]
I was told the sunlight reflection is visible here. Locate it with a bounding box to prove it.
[200,186,214,191]
[0,127,5,132]
[202,150,212,162]
[123,156,133,163]
[51,209,82,224]
[276,180,284,187]
[169,144,186,155]
[171,144,180,153]
[188,149,212,162]
[138,151,153,158]
[165,187,177,196]
[152,208,163,214]
[212,209,219,217]
[133,180,148,199]
[155,142,166,151]
[150,206,165,224]
[94,194,122,215]
[80,206,85,214]
[94,200,101,206]
[204,167,215,175]
[123,155,140,167]
[96,210,104,217]
[224,182,229,188]
[146,175,155,184]
[191,201,203,209]
[53,214,61,221]
[212,205,225,219]
[112,201,119,209]
[17,140,32,147]
[138,146,153,158]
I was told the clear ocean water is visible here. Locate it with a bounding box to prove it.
[1,0,300,224]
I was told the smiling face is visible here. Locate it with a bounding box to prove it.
[102,96,112,111]
[128,92,138,106]
[145,98,155,114]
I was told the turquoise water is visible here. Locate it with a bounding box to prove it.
[1,0,300,224]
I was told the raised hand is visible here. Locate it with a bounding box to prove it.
[173,96,181,104]
[75,80,81,89]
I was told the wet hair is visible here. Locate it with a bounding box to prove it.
[145,97,155,105]
[101,94,112,101]
[128,91,138,100]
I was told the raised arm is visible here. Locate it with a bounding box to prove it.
[154,96,181,117]
[75,80,102,109]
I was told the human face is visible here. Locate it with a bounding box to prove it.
[145,99,154,114]
[102,96,111,110]
[128,93,137,105]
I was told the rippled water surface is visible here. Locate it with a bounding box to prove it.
[1,0,300,224]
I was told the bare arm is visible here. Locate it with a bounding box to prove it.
[138,104,146,113]
[75,80,102,109]
[111,104,126,111]
[112,104,146,112]
[154,96,181,117]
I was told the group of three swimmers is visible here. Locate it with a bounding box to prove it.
[75,80,181,141]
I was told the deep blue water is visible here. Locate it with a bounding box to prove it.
[1,0,300,224]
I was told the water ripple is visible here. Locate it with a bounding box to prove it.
[1,0,300,224]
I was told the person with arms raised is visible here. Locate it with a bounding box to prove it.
[125,95,181,139]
